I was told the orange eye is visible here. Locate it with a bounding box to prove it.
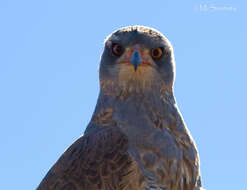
[151,47,163,59]
[112,43,123,56]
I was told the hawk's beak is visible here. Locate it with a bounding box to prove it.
[118,44,152,71]
[131,51,141,71]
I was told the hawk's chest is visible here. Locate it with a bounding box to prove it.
[92,96,200,189]
[116,114,198,190]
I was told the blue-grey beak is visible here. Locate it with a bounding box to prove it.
[131,51,141,71]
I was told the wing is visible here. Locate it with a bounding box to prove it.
[37,126,136,190]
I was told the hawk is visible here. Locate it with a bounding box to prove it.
[37,26,203,190]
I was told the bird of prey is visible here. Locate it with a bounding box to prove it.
[37,26,203,190]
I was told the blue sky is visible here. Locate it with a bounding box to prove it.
[0,0,246,189]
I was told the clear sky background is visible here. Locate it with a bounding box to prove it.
[0,0,246,189]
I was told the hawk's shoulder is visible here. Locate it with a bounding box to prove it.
[37,126,134,190]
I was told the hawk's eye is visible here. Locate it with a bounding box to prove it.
[112,43,123,56]
[151,47,163,59]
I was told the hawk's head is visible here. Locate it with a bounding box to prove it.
[100,26,175,96]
